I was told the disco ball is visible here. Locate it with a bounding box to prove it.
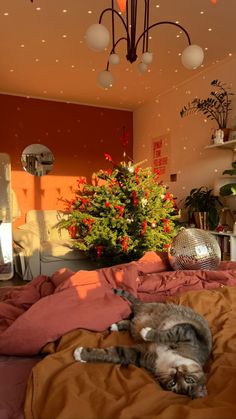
[168,228,221,270]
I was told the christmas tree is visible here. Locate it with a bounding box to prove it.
[58,153,180,264]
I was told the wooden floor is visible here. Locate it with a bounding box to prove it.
[0,273,26,287]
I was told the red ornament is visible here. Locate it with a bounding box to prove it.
[103,169,113,175]
[164,193,176,205]
[82,218,95,232]
[114,205,124,217]
[96,245,103,257]
[132,190,138,206]
[162,218,171,233]
[141,220,147,236]
[80,197,90,210]
[104,153,113,162]
[120,236,129,252]
[68,225,77,239]
[77,177,87,186]
[135,167,140,184]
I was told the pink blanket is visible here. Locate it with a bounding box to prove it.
[0,253,236,356]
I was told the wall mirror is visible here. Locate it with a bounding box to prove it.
[0,153,14,280]
[21,144,55,176]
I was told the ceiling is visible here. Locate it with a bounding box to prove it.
[0,0,235,110]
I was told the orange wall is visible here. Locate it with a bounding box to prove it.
[133,57,236,208]
[0,94,133,226]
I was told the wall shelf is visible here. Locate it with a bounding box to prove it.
[209,231,236,261]
[205,139,236,155]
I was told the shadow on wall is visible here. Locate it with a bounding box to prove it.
[12,173,90,227]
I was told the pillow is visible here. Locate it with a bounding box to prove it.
[49,224,70,241]
[136,251,172,274]
[18,220,41,235]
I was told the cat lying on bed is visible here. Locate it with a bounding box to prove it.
[74,289,212,399]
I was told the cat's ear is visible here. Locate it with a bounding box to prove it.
[192,384,208,399]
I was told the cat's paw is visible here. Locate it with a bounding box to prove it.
[140,327,152,341]
[73,347,87,362]
[110,323,118,331]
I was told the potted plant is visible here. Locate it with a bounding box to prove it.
[219,161,236,196]
[184,186,223,230]
[218,161,236,218]
[180,80,234,141]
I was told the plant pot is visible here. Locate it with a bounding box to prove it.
[194,212,208,229]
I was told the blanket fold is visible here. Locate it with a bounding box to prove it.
[0,256,236,355]
[24,285,236,419]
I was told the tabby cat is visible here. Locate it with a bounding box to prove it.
[74,289,212,398]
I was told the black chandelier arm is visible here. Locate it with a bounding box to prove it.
[135,21,192,52]
[111,0,116,50]
[99,7,130,50]
[106,36,128,70]
[130,0,137,53]
[143,0,150,53]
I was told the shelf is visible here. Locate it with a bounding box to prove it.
[209,230,236,261]
[205,139,236,151]
[209,230,236,238]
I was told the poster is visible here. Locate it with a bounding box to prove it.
[152,134,170,181]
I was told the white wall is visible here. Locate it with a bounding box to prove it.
[133,57,236,214]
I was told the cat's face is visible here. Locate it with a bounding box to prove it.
[156,364,207,399]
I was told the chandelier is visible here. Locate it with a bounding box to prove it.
[85,0,204,89]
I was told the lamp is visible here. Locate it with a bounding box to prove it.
[85,0,204,89]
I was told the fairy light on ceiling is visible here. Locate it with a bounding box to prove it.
[26,0,227,104]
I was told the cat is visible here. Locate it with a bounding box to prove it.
[74,288,212,399]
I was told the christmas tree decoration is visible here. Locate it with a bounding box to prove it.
[58,155,180,264]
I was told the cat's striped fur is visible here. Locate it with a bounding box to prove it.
[74,288,212,398]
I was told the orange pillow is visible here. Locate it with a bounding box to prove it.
[135,251,172,274]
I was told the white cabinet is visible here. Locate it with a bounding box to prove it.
[209,231,236,261]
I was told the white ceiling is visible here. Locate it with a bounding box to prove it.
[0,0,235,110]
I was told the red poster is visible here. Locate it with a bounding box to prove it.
[152,135,170,181]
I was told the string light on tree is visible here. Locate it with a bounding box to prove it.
[58,130,180,263]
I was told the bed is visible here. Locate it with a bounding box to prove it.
[1,251,236,419]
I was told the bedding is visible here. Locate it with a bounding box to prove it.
[25,286,236,419]
[0,252,236,419]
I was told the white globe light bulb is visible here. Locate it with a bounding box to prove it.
[109,53,120,65]
[97,70,114,89]
[85,23,110,52]
[181,44,204,69]
[138,62,148,73]
[141,52,153,65]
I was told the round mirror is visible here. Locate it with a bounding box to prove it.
[21,144,54,176]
